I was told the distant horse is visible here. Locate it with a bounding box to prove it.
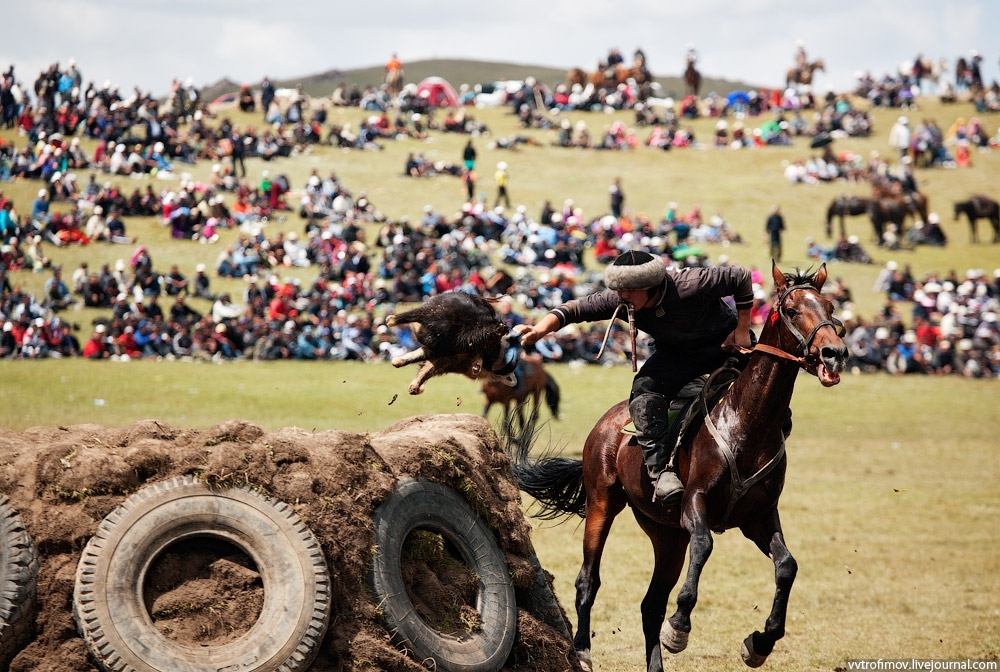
[482,354,560,433]
[684,63,701,97]
[871,176,929,230]
[867,198,907,245]
[567,68,589,90]
[954,195,1000,243]
[786,59,825,88]
[511,264,847,672]
[385,67,405,99]
[826,194,873,238]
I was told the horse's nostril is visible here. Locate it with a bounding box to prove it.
[822,345,847,362]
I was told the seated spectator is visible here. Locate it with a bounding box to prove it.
[43,266,74,312]
[163,264,189,296]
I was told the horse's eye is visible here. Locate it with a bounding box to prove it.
[785,308,799,319]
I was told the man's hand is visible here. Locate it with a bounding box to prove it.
[512,323,539,346]
[724,329,753,351]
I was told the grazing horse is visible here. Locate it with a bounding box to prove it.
[786,59,824,88]
[684,63,701,97]
[825,194,873,238]
[482,354,560,433]
[511,264,847,672]
[385,67,405,99]
[954,195,1000,243]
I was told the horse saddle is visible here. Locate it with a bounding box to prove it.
[622,366,739,453]
[665,370,738,453]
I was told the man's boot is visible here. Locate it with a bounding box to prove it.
[629,393,683,504]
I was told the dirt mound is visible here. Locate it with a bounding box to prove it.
[0,414,580,671]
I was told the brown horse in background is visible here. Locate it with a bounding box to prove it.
[683,62,701,97]
[511,264,847,672]
[954,195,1000,243]
[826,194,873,238]
[786,59,824,88]
[483,354,560,433]
[870,176,929,232]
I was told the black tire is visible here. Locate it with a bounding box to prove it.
[73,475,331,672]
[369,478,517,672]
[0,494,38,670]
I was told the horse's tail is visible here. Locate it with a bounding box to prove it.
[544,375,560,418]
[506,412,586,520]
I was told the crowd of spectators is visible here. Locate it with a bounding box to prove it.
[2,58,999,380]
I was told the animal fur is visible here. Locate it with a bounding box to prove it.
[386,292,512,395]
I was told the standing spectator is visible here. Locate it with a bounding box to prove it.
[609,177,625,219]
[765,204,785,262]
[888,116,911,158]
[462,139,477,170]
[260,76,275,121]
[493,161,511,209]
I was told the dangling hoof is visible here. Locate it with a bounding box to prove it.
[741,632,768,668]
[660,620,689,654]
[575,649,592,672]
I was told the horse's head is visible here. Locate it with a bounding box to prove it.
[768,262,847,386]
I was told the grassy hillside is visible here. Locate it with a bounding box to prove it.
[201,58,761,102]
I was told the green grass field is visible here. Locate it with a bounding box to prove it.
[2,82,999,670]
[1,359,998,670]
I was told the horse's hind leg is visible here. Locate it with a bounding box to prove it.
[738,508,797,668]
[573,488,627,671]
[663,492,713,655]
[634,516,689,672]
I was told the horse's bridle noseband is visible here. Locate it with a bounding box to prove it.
[746,283,845,373]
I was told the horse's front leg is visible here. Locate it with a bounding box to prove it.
[634,516,689,672]
[662,491,713,655]
[739,508,797,668]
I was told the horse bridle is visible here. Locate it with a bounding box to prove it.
[747,283,845,374]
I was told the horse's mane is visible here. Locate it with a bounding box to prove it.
[779,267,818,287]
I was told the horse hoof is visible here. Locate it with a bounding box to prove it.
[660,621,689,654]
[741,633,768,668]
[575,649,592,672]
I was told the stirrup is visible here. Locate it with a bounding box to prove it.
[652,471,684,504]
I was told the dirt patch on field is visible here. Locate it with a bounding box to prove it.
[0,414,580,671]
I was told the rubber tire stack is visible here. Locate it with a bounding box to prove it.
[369,478,517,672]
[0,494,39,670]
[73,475,331,672]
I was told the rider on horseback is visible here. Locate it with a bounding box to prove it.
[515,251,754,503]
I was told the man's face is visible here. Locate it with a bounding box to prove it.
[617,288,655,309]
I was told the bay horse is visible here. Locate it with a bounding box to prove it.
[511,263,847,672]
[954,195,1000,243]
[566,68,589,90]
[684,62,701,97]
[825,194,873,238]
[870,176,929,235]
[482,353,560,433]
[786,59,824,88]
[867,197,907,245]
